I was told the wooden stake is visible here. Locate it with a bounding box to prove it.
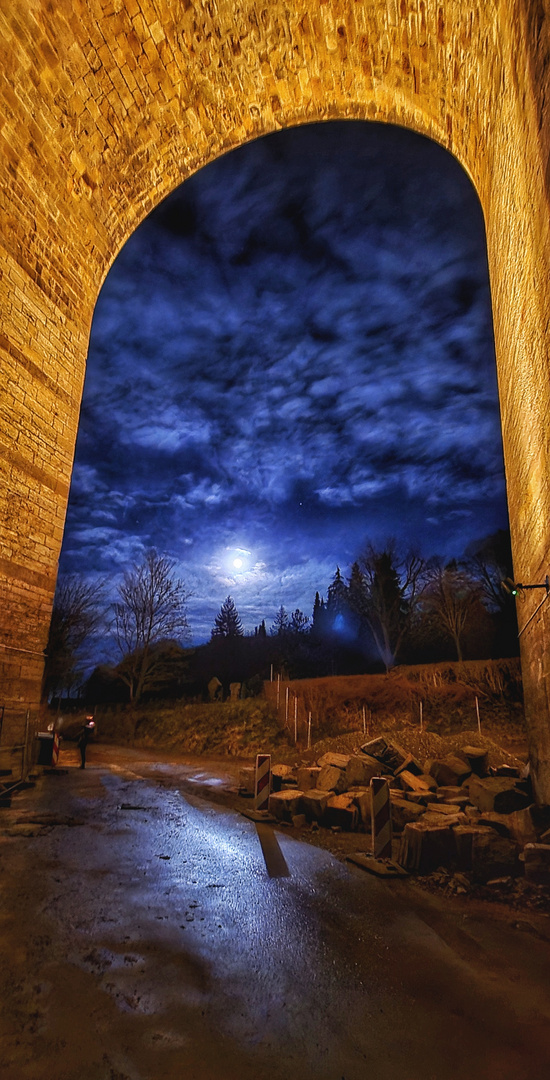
[276,674,280,710]
[285,685,289,725]
[419,700,423,732]
[294,696,298,744]
[362,705,366,736]
[307,711,312,750]
[475,695,481,735]
[270,664,273,683]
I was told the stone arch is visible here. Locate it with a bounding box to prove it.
[1,1,550,798]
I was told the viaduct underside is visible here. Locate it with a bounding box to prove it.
[1,0,550,799]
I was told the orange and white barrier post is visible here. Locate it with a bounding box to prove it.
[370,777,392,859]
[51,732,60,766]
[255,753,271,812]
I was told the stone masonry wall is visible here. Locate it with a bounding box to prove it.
[1,1,550,794]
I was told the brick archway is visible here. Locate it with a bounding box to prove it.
[1,2,550,798]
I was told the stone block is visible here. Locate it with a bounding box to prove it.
[398,822,455,873]
[468,776,532,814]
[434,785,463,800]
[291,814,307,829]
[316,752,351,770]
[493,764,520,778]
[422,811,463,828]
[399,770,437,794]
[477,808,536,845]
[324,794,358,831]
[389,795,426,831]
[300,789,329,821]
[269,789,305,821]
[345,754,381,787]
[439,795,470,809]
[456,745,490,777]
[394,753,423,777]
[477,812,512,837]
[271,763,296,793]
[317,764,348,793]
[427,755,472,787]
[360,736,408,773]
[425,801,464,816]
[523,844,550,885]
[507,807,537,846]
[296,766,321,791]
[347,787,372,828]
[471,831,519,883]
[453,825,494,870]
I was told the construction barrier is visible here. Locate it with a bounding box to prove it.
[255,753,271,812]
[370,777,392,859]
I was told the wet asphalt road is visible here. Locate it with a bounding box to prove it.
[2,748,550,1080]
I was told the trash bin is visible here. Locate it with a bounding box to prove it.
[36,732,56,765]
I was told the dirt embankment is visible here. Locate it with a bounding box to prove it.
[62,658,526,762]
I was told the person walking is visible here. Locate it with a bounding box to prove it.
[77,716,95,769]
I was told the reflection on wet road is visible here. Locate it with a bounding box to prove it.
[1,753,550,1080]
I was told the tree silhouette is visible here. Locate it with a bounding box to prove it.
[113,550,190,701]
[421,562,482,662]
[212,596,244,638]
[270,605,290,636]
[42,576,104,702]
[358,544,425,670]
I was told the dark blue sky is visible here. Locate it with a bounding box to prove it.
[60,121,508,642]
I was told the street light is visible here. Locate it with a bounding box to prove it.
[501,575,550,596]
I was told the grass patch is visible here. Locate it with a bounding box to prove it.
[95,698,289,757]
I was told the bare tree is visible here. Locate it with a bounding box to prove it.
[355,544,426,670]
[114,550,190,701]
[42,576,105,702]
[421,562,482,662]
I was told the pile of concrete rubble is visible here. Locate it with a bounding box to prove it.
[239,736,550,884]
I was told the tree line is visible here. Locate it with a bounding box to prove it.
[43,530,518,706]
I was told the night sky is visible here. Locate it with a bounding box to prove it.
[59,121,508,643]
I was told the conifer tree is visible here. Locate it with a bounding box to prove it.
[212,596,244,638]
[270,605,290,636]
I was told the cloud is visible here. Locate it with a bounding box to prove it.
[60,121,507,641]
